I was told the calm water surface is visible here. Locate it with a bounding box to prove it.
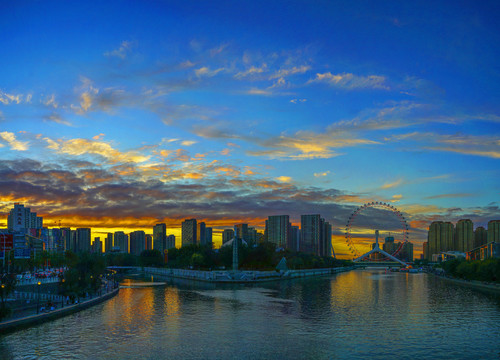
[1,270,499,359]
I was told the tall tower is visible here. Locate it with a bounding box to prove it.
[487,220,500,243]
[428,221,454,256]
[232,226,239,271]
[474,227,488,248]
[153,223,167,252]
[455,219,474,252]
[267,215,290,249]
[181,219,197,247]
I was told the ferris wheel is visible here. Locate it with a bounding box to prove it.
[345,202,409,259]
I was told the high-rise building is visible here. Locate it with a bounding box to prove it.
[7,203,43,233]
[423,241,428,260]
[399,241,414,262]
[105,233,113,253]
[474,226,488,248]
[222,229,234,244]
[428,221,454,258]
[114,231,128,253]
[153,223,167,252]
[300,215,321,254]
[166,234,176,249]
[145,234,153,250]
[92,237,103,253]
[322,221,332,257]
[487,220,500,243]
[205,227,213,247]
[455,219,474,252]
[235,224,249,242]
[181,219,197,247]
[290,226,300,252]
[247,227,258,245]
[130,231,146,255]
[76,228,91,253]
[60,228,72,252]
[199,222,206,245]
[268,215,290,249]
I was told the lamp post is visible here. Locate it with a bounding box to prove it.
[1,233,5,273]
[61,278,65,308]
[36,281,41,314]
[1,284,5,306]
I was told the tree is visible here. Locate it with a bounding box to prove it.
[0,273,17,320]
[139,250,163,267]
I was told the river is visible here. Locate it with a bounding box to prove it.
[1,269,499,359]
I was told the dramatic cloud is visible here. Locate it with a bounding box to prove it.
[0,131,29,151]
[44,137,150,164]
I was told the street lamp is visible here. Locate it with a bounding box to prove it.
[36,281,41,314]
[61,278,65,308]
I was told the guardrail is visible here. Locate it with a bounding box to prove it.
[10,291,64,303]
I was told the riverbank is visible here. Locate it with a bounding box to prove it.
[0,287,119,334]
[433,273,500,294]
[144,266,355,283]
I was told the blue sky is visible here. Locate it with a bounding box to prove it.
[0,1,499,256]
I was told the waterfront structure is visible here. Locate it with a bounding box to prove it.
[166,234,176,249]
[105,233,113,253]
[455,219,474,252]
[130,231,146,255]
[467,242,500,261]
[222,229,234,244]
[267,215,290,249]
[487,220,500,243]
[114,231,128,253]
[474,226,488,248]
[427,221,454,259]
[153,223,167,252]
[7,203,43,233]
[76,228,91,253]
[181,219,197,247]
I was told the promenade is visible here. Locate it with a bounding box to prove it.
[0,285,119,334]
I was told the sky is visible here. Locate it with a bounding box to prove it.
[0,1,499,257]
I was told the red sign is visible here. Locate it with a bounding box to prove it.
[0,234,14,251]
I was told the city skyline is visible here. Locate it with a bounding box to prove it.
[1,1,499,257]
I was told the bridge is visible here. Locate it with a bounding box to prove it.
[354,262,406,268]
[353,230,408,266]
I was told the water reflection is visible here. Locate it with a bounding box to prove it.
[1,270,499,359]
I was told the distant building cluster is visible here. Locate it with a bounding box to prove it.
[0,204,335,260]
[424,219,500,261]
[369,236,414,263]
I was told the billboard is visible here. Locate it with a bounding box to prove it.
[0,234,14,251]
